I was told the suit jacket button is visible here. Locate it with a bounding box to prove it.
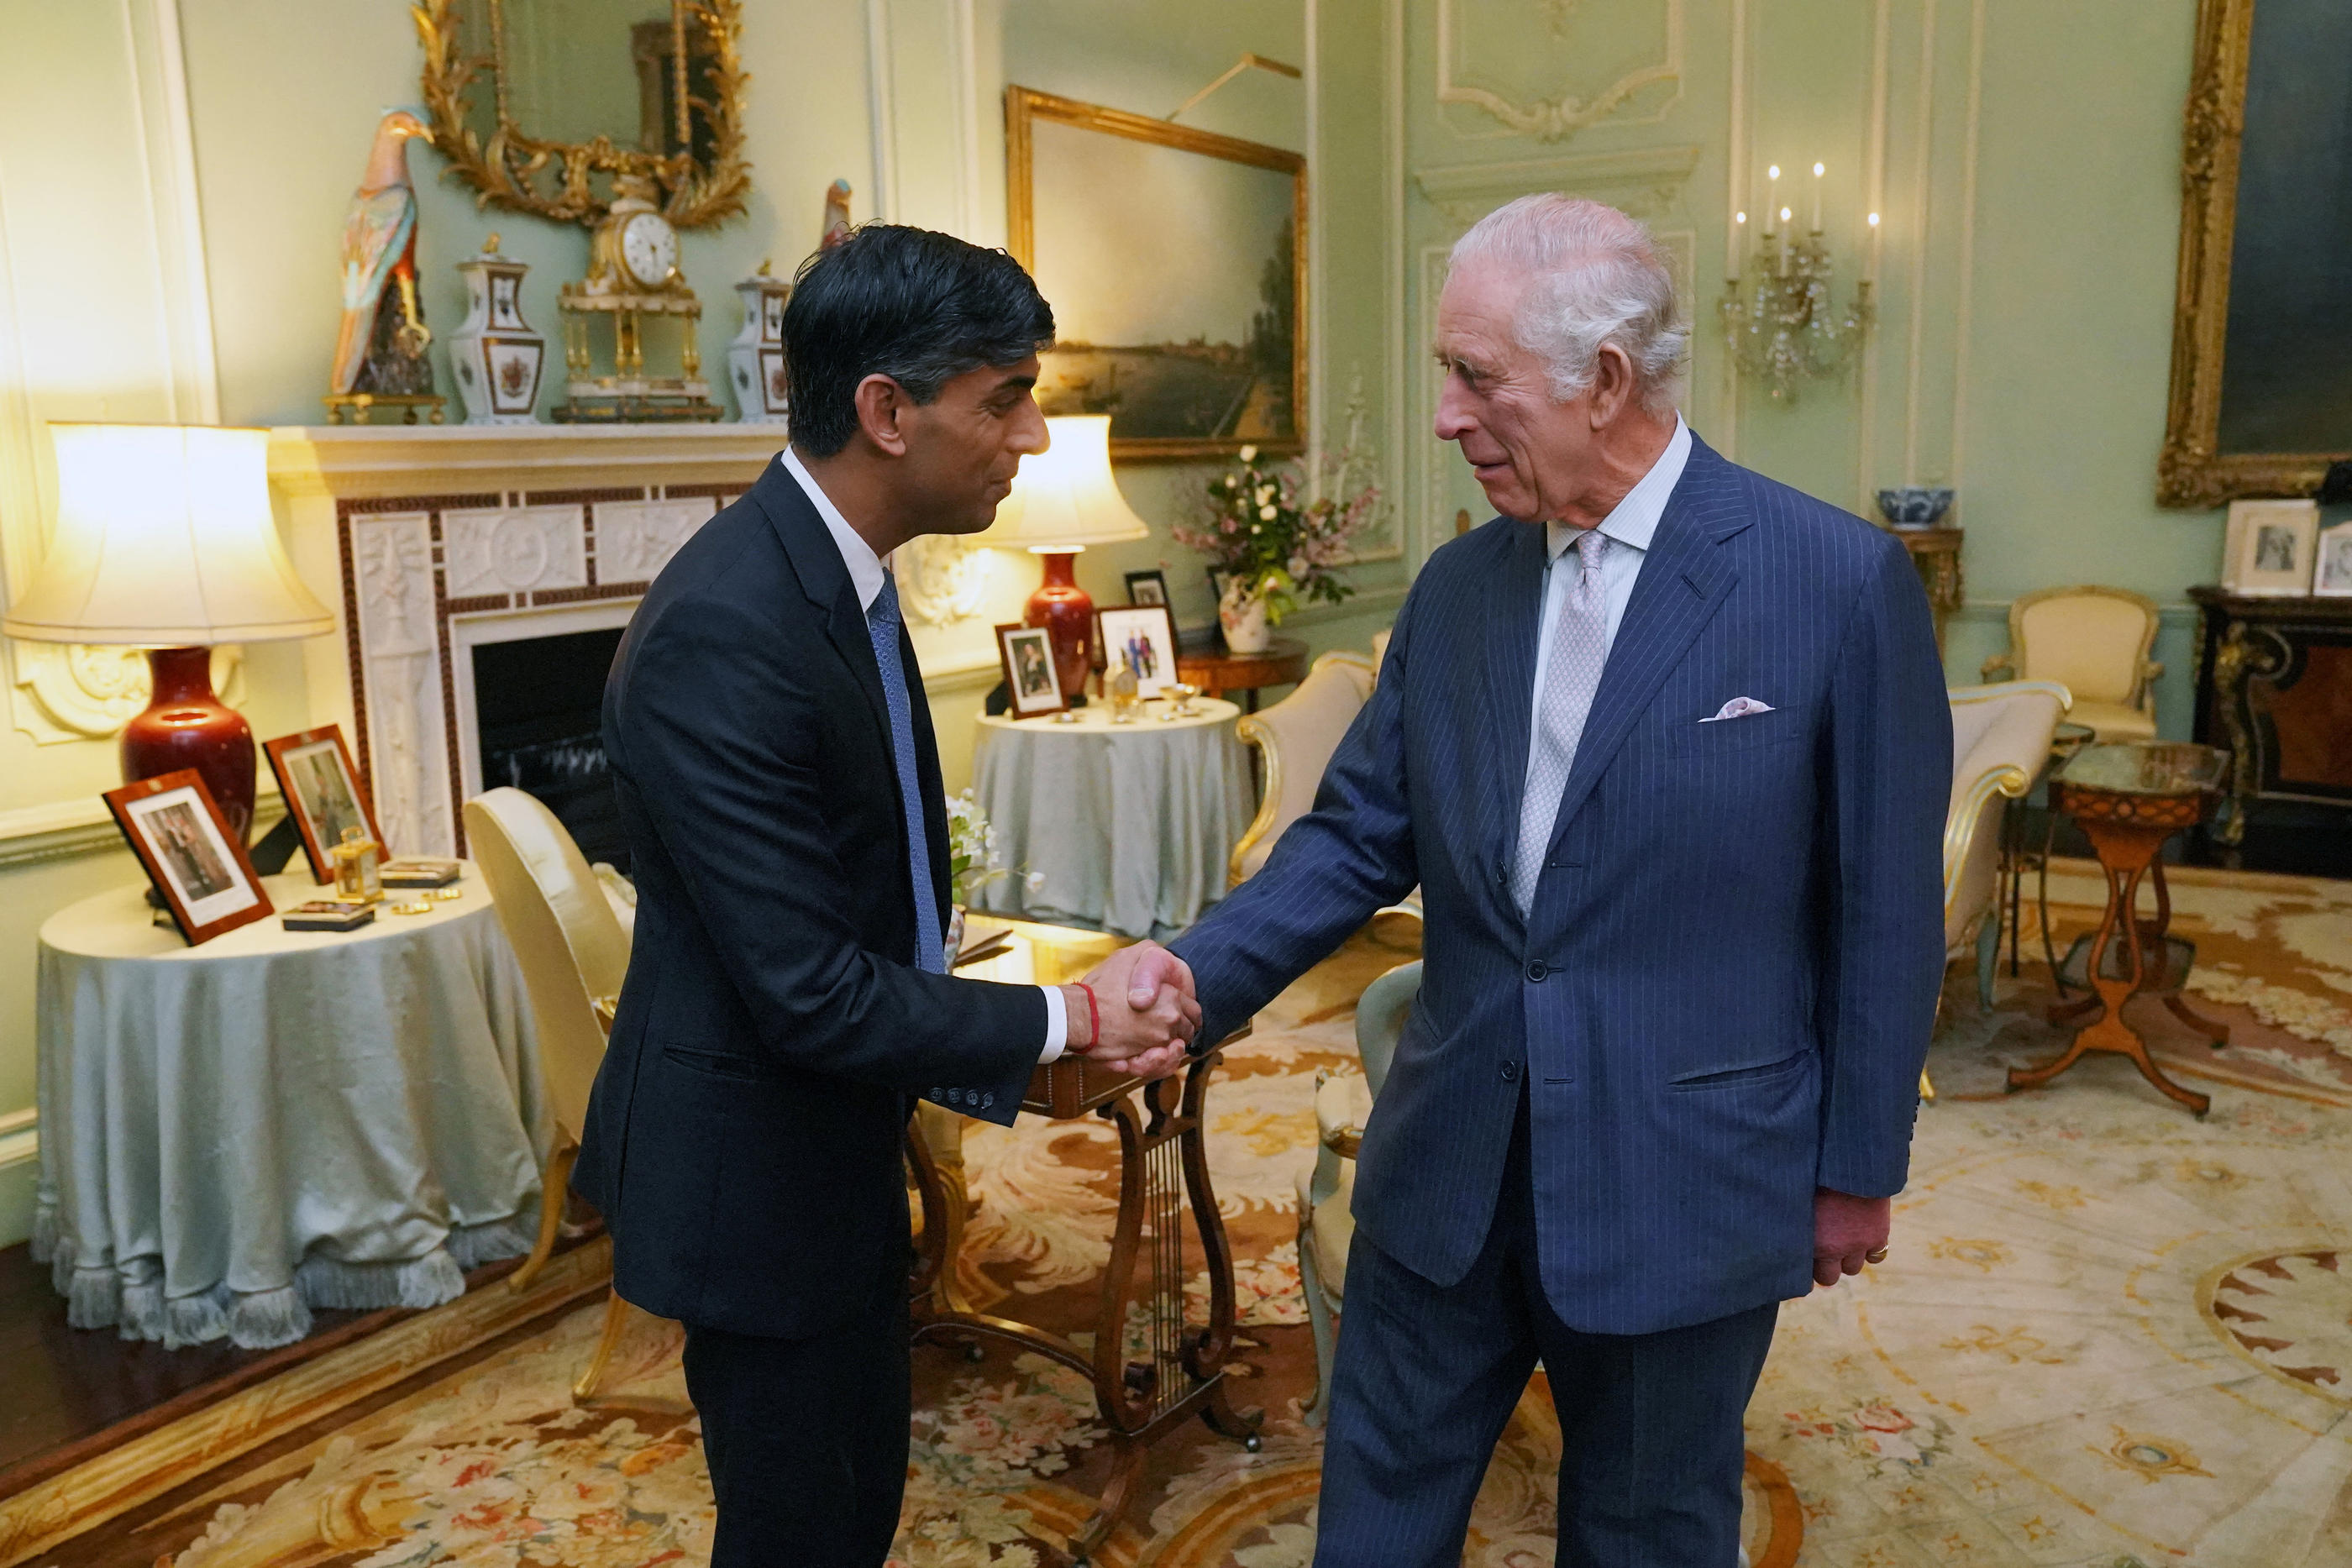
[982,1092,995,1109]
[1525,960,1549,982]
[1500,1062,1520,1082]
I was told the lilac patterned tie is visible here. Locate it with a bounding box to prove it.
[1512,527,1610,915]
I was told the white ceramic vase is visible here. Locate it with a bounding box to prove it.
[1219,583,1273,653]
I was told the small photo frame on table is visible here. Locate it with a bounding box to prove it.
[1097,602,1181,697]
[1123,569,1171,607]
[2315,521,2352,597]
[997,622,1068,717]
[104,770,273,945]
[263,725,383,883]
[2222,499,2318,595]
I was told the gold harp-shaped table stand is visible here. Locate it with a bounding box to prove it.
[906,1040,1263,1565]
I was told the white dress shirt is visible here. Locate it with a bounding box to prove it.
[780,449,1068,1062]
[1530,414,1691,694]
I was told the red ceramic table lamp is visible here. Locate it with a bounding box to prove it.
[3,425,335,844]
[983,415,1150,701]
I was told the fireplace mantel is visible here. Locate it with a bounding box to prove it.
[268,422,785,500]
[270,422,780,859]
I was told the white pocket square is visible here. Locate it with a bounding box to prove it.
[1699,697,1776,723]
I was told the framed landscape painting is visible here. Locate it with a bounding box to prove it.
[1007,86,1306,460]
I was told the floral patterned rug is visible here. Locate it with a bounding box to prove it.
[41,866,2352,1568]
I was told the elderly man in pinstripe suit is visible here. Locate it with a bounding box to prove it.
[1106,196,1950,1563]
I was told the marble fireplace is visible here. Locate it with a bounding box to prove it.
[268,426,783,859]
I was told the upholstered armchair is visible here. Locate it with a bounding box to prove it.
[1229,650,1378,885]
[1981,585,2159,742]
[464,786,636,1400]
[1928,681,2071,1099]
[1298,958,1417,1424]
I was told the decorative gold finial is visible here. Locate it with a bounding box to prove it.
[757,258,772,275]
[485,233,501,253]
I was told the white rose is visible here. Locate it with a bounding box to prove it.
[1238,444,1257,462]
[1259,504,1277,521]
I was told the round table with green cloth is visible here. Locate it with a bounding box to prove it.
[32,866,549,1350]
[969,696,1254,938]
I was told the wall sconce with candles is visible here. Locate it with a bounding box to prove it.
[1720,162,1877,402]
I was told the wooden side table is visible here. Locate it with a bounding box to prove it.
[1176,635,1308,713]
[906,919,1260,1562]
[1892,526,1964,656]
[2007,742,2232,1115]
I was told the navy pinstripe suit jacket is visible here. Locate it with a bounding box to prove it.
[1171,433,1950,1335]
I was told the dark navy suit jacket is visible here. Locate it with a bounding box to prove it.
[573,459,1040,1339]
[1172,434,1950,1335]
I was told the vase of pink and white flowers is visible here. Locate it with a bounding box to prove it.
[1174,443,1379,655]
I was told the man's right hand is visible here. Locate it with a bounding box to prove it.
[1063,941,1200,1078]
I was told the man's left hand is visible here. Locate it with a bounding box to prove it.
[1813,1188,1890,1288]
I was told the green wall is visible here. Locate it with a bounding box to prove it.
[0,0,2237,1249]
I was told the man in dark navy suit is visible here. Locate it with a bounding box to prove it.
[1116,196,1950,1563]
[573,226,1198,1568]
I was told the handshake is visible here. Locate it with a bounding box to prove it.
[1058,941,1200,1081]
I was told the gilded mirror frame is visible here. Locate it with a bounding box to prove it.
[2159,0,2349,508]
[412,0,751,229]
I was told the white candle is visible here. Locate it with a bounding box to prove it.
[1729,211,1746,281]
[1764,166,1780,238]
[1866,211,1882,285]
[1810,162,1825,233]
[1779,209,1793,274]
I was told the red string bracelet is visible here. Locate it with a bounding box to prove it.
[1078,982,1100,1051]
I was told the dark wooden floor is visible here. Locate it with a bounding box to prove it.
[0,1228,597,1497]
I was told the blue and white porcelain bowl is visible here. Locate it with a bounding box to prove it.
[1875,486,1955,528]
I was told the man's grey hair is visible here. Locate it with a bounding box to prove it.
[1448,194,1687,417]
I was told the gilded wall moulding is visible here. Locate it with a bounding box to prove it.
[10,642,243,747]
[1436,0,1683,144]
[895,534,991,628]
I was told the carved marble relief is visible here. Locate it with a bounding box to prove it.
[349,511,453,857]
[895,534,992,627]
[440,506,588,600]
[596,498,717,585]
[1436,0,1682,144]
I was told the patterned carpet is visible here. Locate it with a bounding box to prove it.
[36,864,2352,1567]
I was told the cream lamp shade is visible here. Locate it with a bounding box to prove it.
[984,415,1151,551]
[3,424,333,645]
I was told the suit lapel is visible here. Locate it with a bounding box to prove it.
[756,458,895,755]
[1481,519,1551,873]
[1541,439,1750,856]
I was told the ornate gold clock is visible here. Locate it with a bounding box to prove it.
[554,177,722,422]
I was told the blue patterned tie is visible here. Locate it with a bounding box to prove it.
[867,573,946,975]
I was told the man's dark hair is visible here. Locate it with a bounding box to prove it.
[783,225,1055,458]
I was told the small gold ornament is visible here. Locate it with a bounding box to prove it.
[330,825,385,904]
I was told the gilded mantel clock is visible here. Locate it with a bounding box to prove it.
[554,178,722,422]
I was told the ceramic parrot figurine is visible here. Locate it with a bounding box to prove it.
[331,108,436,396]
[821,178,854,249]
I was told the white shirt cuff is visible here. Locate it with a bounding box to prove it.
[1038,983,1067,1063]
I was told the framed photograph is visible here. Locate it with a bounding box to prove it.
[2223,499,2318,595]
[264,725,385,883]
[1007,85,1307,461]
[1124,568,1171,607]
[104,770,274,945]
[997,622,1068,717]
[1097,603,1181,698]
[2315,521,2352,597]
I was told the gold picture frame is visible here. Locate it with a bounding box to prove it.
[413,0,752,230]
[1006,86,1307,462]
[2158,0,2352,507]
